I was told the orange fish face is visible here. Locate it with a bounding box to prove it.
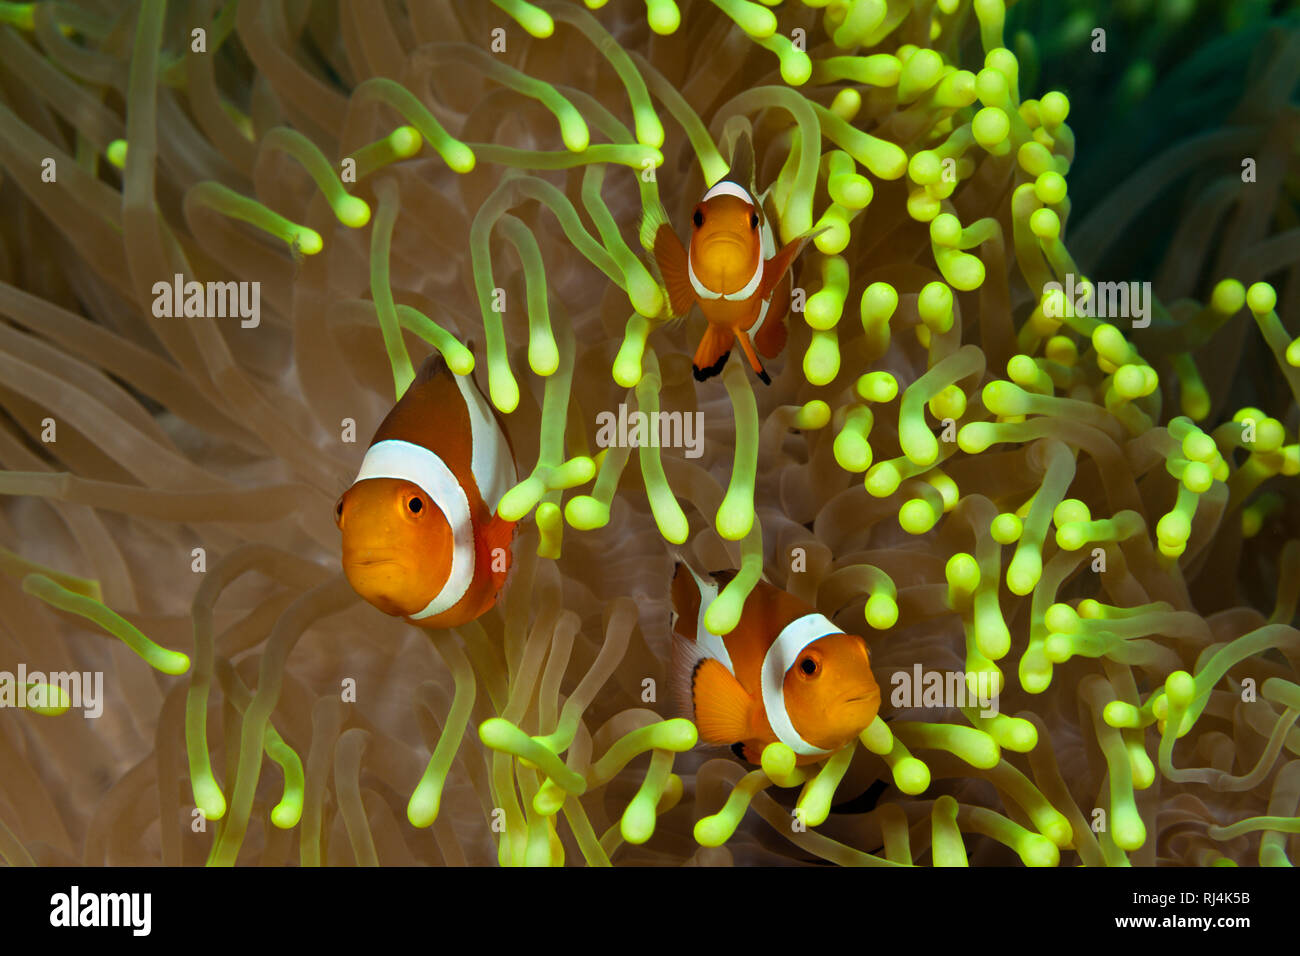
[689,194,761,296]
[782,633,881,751]
[337,477,452,618]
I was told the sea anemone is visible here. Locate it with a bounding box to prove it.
[0,0,1298,868]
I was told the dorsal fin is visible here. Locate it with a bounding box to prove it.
[412,350,447,387]
[708,568,738,586]
[728,128,756,198]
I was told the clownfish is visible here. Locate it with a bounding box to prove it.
[670,563,881,765]
[336,352,518,629]
[646,134,821,384]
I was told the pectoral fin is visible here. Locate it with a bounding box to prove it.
[692,658,754,746]
[759,228,828,301]
[654,225,695,318]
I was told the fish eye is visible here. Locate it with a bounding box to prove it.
[799,656,819,676]
[334,497,344,524]
[407,496,424,515]
[692,208,703,228]
[749,213,758,229]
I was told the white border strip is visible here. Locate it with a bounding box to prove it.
[451,372,514,513]
[748,216,778,338]
[702,180,752,203]
[690,571,734,674]
[724,258,763,301]
[353,439,475,619]
[687,251,721,300]
[760,612,839,756]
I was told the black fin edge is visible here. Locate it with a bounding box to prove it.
[693,349,731,382]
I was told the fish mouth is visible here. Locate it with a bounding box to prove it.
[345,550,407,569]
[841,691,880,706]
[702,233,753,252]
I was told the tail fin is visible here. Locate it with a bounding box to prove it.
[670,561,703,632]
[669,561,745,736]
[669,631,701,721]
[670,560,708,721]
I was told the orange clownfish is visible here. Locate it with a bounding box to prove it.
[670,564,881,765]
[336,353,518,629]
[650,167,820,385]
